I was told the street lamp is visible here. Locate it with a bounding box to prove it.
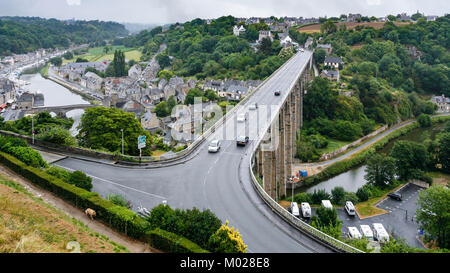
[32,115,35,144]
[120,129,124,156]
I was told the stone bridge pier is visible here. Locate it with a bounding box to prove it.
[253,63,312,201]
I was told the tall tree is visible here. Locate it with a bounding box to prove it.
[364,154,396,188]
[416,185,450,249]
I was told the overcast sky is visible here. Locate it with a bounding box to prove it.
[0,0,448,24]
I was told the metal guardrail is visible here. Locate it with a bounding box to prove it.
[119,51,302,163]
[245,52,364,253]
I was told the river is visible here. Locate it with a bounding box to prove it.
[305,122,446,194]
[19,73,90,135]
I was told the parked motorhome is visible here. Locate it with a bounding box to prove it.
[360,225,374,241]
[290,202,300,217]
[348,227,362,239]
[373,223,389,243]
[301,202,311,218]
[321,200,333,209]
[345,201,356,216]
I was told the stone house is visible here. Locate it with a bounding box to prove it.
[128,64,142,79]
[141,111,161,132]
[16,92,34,110]
[431,95,450,113]
[324,56,344,69]
[258,31,273,42]
[320,70,340,81]
[0,79,16,105]
[81,72,103,92]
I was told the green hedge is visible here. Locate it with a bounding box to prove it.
[0,151,149,239]
[147,228,210,253]
[301,116,450,189]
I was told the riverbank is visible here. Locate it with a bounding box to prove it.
[299,115,450,191]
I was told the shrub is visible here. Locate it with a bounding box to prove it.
[0,151,149,239]
[36,125,76,145]
[331,186,346,205]
[311,189,331,205]
[106,194,132,209]
[208,220,247,253]
[45,166,71,181]
[356,187,370,202]
[417,114,432,127]
[68,170,93,191]
[293,192,313,203]
[7,146,48,168]
[146,204,222,250]
[345,192,359,204]
[147,228,209,253]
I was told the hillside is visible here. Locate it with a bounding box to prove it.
[297,21,412,33]
[0,17,128,56]
[0,173,129,253]
[113,16,295,80]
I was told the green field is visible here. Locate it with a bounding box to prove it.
[318,138,352,154]
[63,46,143,65]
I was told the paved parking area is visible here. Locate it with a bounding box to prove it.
[302,183,426,249]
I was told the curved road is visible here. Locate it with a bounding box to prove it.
[54,51,335,253]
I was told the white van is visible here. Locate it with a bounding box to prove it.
[301,202,311,218]
[360,225,374,241]
[373,223,389,243]
[321,200,333,209]
[290,202,300,217]
[347,227,362,239]
[345,201,356,216]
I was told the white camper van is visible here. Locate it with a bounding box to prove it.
[360,225,374,241]
[373,223,389,243]
[345,201,356,216]
[301,202,311,218]
[321,200,333,209]
[290,202,300,217]
[347,227,362,239]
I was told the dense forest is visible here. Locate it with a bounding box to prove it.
[113,16,294,80]
[0,17,128,56]
[297,16,449,162]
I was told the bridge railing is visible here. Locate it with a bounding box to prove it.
[245,55,364,253]
[119,51,303,164]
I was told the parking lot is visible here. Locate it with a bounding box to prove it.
[302,183,426,249]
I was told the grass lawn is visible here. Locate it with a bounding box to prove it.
[318,138,352,154]
[0,174,128,253]
[62,46,142,65]
[151,149,168,157]
[355,183,406,218]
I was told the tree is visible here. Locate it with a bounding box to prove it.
[314,48,327,64]
[62,51,73,60]
[156,52,171,68]
[390,140,428,181]
[49,57,62,67]
[77,106,152,156]
[364,154,396,188]
[36,125,76,146]
[437,132,450,173]
[303,78,337,121]
[68,170,93,191]
[417,114,432,127]
[154,101,169,117]
[259,37,273,55]
[112,50,126,77]
[208,220,247,253]
[158,70,175,81]
[320,20,337,35]
[311,206,342,238]
[185,88,204,105]
[356,187,370,202]
[331,186,346,205]
[416,185,450,249]
[311,189,331,205]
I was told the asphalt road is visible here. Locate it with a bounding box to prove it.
[55,50,337,253]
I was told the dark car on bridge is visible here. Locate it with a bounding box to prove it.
[387,192,402,201]
[236,135,249,146]
[274,90,281,96]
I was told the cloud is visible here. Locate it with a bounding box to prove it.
[66,0,81,6]
[366,0,381,5]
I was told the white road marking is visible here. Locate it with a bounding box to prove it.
[57,165,168,200]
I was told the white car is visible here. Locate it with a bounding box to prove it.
[208,140,221,153]
[237,113,246,123]
[248,103,258,110]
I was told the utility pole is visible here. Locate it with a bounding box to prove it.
[120,129,124,156]
[32,115,35,144]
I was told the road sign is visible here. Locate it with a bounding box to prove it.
[138,135,146,149]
